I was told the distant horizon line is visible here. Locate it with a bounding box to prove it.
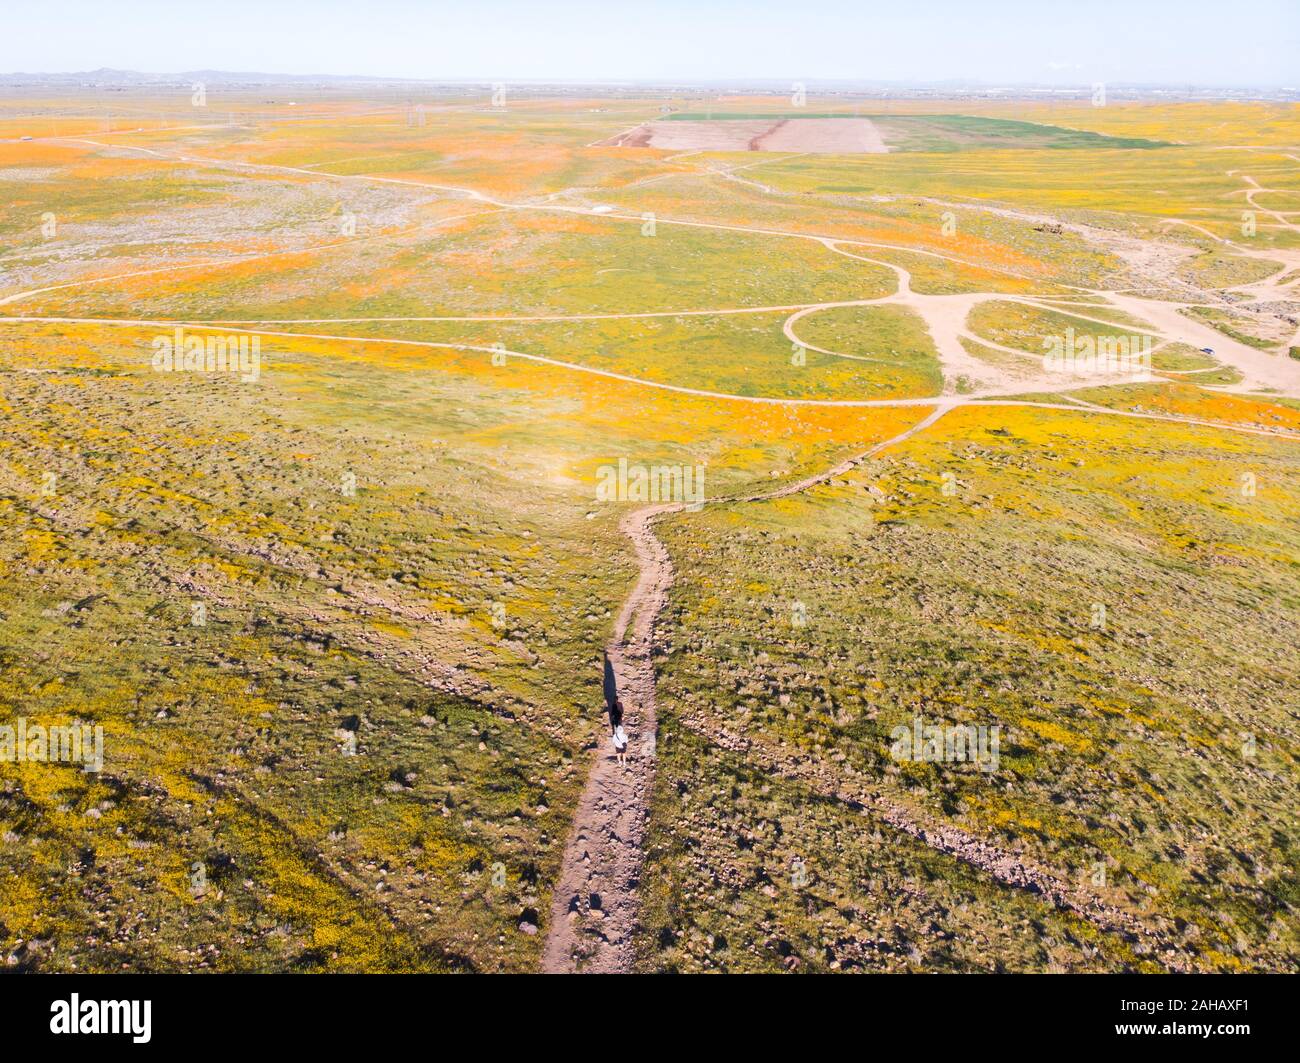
[0,68,1295,93]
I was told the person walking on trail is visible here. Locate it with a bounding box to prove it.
[612,719,628,767]
[603,650,628,766]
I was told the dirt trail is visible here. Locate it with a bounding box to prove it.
[542,399,1211,973]
[542,503,676,973]
[542,405,953,973]
[6,315,1299,441]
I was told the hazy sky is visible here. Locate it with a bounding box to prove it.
[3,0,1296,86]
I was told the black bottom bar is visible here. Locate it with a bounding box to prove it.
[2,972,1287,1050]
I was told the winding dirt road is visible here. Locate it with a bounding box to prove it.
[542,405,953,972]
[541,502,675,972]
[543,398,1212,973]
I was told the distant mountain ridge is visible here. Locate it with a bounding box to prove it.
[0,69,1293,99]
[0,68,404,86]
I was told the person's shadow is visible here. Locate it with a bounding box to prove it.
[602,652,622,732]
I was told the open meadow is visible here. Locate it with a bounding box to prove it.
[1,86,1298,974]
